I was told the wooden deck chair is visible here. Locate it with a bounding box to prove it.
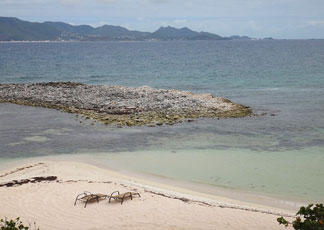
[108,191,141,205]
[74,191,107,208]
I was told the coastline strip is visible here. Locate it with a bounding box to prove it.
[0,160,294,218]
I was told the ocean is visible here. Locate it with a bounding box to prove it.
[0,40,324,205]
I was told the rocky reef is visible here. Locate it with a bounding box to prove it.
[0,82,252,127]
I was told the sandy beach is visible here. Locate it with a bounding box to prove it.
[0,160,294,230]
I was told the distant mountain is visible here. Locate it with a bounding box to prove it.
[230,35,251,40]
[151,26,228,40]
[0,17,257,41]
[89,25,150,39]
[43,21,94,35]
[0,17,60,41]
[152,26,199,39]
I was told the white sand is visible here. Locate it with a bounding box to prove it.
[0,160,294,230]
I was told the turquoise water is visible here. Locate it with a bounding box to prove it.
[88,147,324,202]
[0,40,324,203]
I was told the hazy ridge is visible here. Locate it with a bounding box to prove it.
[0,16,268,41]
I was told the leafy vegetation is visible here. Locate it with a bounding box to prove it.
[0,217,39,230]
[278,204,324,230]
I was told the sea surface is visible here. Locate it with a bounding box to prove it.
[0,40,324,205]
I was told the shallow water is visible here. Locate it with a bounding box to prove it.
[101,148,324,200]
[0,40,324,203]
[0,103,323,203]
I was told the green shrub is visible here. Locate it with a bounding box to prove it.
[278,204,324,230]
[0,217,39,230]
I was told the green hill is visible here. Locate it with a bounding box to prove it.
[0,17,60,41]
[0,16,251,41]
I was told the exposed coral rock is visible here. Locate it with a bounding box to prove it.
[0,82,252,127]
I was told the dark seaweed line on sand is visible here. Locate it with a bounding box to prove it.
[0,175,293,218]
[0,163,45,178]
[144,190,294,218]
[0,162,292,218]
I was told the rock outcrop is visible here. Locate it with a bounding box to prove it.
[0,82,252,127]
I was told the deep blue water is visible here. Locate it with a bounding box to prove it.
[1,40,324,152]
[0,40,324,202]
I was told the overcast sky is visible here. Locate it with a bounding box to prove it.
[1,0,324,39]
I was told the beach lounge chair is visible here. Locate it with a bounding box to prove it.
[74,191,108,208]
[108,191,141,205]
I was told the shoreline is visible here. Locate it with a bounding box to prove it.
[0,153,311,213]
[70,154,307,212]
[0,157,297,215]
[0,159,295,229]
